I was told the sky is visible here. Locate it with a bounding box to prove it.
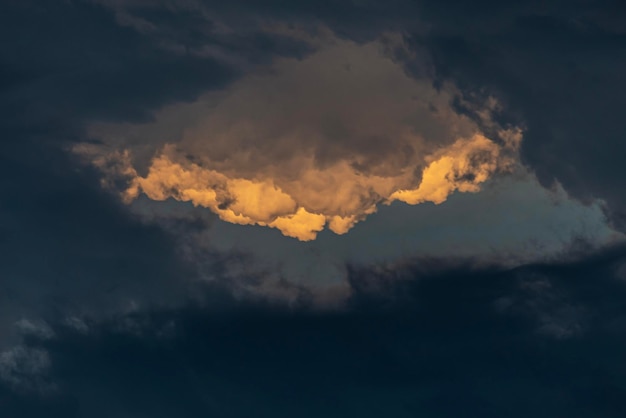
[1,0,626,416]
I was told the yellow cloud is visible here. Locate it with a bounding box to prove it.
[389,134,502,205]
[77,132,516,241]
[78,36,522,241]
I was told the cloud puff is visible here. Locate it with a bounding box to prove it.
[80,36,521,240]
[0,346,52,392]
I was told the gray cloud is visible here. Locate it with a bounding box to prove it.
[15,320,55,341]
[3,246,626,417]
[0,346,52,393]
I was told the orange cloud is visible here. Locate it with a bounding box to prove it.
[78,36,522,241]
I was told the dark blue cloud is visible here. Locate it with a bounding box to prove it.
[3,248,626,417]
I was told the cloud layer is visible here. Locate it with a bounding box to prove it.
[3,2,626,416]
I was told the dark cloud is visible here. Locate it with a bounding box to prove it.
[0,1,235,128]
[3,248,626,417]
[2,1,626,416]
[0,140,196,326]
[95,0,423,43]
[404,0,626,226]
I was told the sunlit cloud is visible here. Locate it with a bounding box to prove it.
[78,36,522,241]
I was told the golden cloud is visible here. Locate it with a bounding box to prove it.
[79,36,522,241]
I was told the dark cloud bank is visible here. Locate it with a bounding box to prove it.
[2,0,626,416]
[4,250,626,417]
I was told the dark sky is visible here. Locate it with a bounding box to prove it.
[2,1,626,417]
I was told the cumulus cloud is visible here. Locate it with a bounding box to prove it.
[79,36,521,240]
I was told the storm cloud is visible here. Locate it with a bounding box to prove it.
[2,1,626,417]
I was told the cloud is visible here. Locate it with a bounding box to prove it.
[0,346,52,392]
[80,36,521,240]
[0,140,203,335]
[15,320,55,341]
[2,1,620,311]
[186,172,621,291]
[4,245,626,417]
[403,3,626,227]
[2,4,626,416]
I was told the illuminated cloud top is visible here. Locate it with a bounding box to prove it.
[79,38,521,240]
